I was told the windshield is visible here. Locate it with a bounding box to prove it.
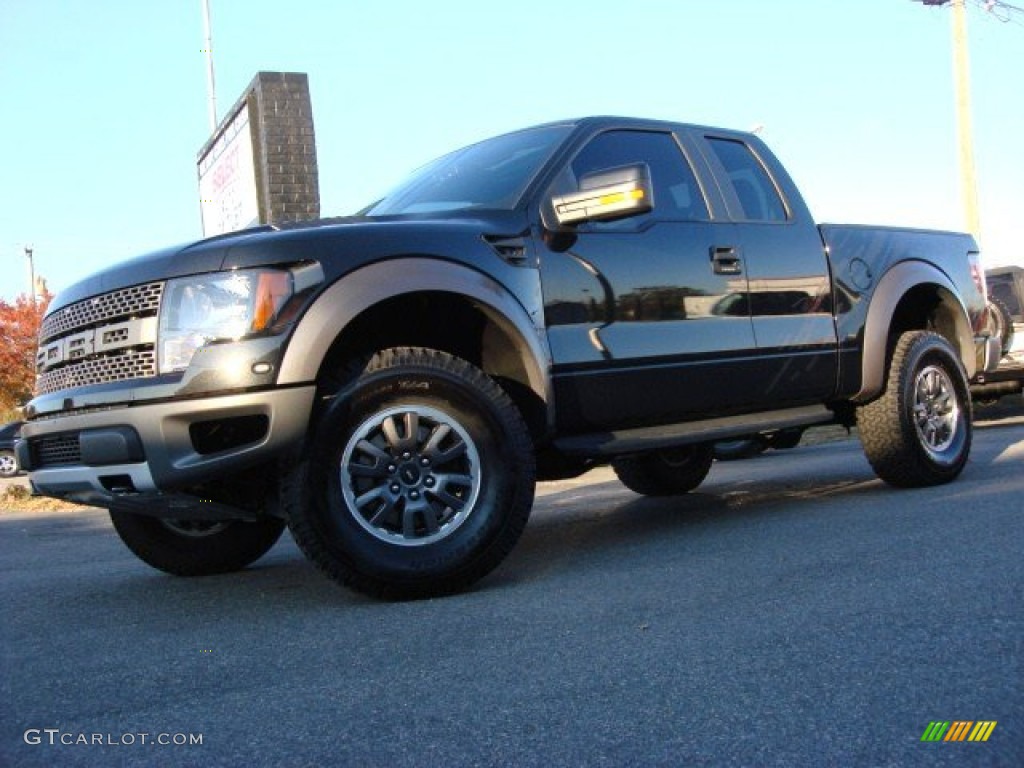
[364,124,573,216]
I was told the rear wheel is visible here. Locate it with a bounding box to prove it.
[612,444,714,496]
[284,347,535,600]
[109,512,285,576]
[857,331,972,487]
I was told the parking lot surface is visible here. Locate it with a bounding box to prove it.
[2,416,1021,767]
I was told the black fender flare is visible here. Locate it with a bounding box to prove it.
[855,260,975,402]
[277,257,553,413]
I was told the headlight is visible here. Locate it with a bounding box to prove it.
[158,269,294,373]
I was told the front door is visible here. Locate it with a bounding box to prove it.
[539,128,759,433]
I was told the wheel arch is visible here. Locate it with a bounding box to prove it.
[855,260,975,403]
[277,258,553,438]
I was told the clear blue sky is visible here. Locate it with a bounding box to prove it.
[1,0,1021,302]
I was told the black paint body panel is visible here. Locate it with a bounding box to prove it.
[33,116,985,469]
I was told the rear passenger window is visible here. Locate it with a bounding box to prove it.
[706,138,787,222]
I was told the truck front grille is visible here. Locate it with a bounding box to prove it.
[36,350,158,394]
[36,283,164,396]
[40,282,163,340]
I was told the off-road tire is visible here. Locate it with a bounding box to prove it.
[857,330,972,487]
[284,347,535,600]
[108,512,286,576]
[612,444,714,496]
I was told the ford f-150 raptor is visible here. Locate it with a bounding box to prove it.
[17,117,999,598]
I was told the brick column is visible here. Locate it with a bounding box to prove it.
[249,72,320,224]
[197,71,319,235]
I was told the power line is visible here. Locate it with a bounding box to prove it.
[916,0,1024,28]
[974,0,1024,26]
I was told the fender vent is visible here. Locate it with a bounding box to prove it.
[483,234,528,265]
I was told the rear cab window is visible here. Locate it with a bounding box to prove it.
[704,137,788,222]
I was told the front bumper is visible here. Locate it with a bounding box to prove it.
[17,386,315,514]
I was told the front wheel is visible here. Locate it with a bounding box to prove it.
[108,513,286,576]
[612,444,714,496]
[285,347,535,600]
[857,330,972,487]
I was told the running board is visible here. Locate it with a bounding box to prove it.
[553,405,835,457]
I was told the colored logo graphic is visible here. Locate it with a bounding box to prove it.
[920,721,997,742]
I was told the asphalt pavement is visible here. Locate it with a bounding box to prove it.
[2,416,1021,767]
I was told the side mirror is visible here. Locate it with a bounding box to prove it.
[551,163,653,226]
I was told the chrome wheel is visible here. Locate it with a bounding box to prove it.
[0,451,17,478]
[912,364,959,456]
[340,405,482,547]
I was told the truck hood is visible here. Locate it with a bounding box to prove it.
[46,226,274,311]
[47,210,529,313]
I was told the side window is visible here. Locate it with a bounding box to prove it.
[569,130,709,227]
[706,137,787,222]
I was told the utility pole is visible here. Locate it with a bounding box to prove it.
[201,0,218,132]
[951,0,982,240]
[920,0,982,240]
[24,246,37,309]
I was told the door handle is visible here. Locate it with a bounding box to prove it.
[711,246,743,275]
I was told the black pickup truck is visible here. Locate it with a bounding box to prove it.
[18,117,998,598]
